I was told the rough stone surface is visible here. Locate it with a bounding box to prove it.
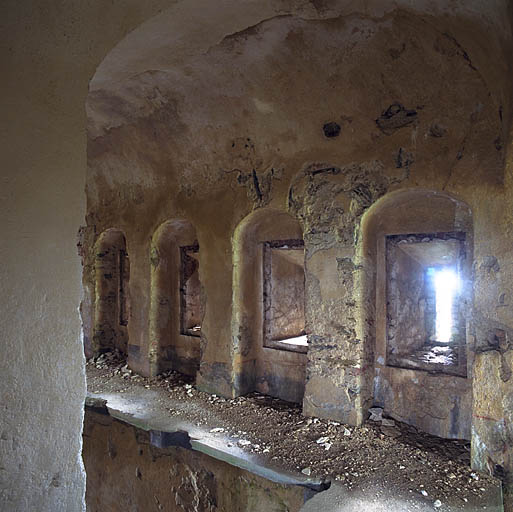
[3,0,513,510]
[83,409,310,512]
[82,1,513,499]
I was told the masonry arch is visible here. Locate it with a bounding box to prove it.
[149,219,202,377]
[93,228,130,355]
[359,188,474,439]
[232,207,307,403]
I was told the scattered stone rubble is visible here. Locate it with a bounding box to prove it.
[86,352,498,508]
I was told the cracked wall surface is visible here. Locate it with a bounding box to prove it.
[4,0,513,510]
[81,0,513,507]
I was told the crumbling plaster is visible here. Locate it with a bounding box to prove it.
[83,4,513,499]
[3,0,511,510]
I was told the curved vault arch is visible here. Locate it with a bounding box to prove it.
[92,228,130,356]
[357,188,474,439]
[149,218,201,377]
[89,0,513,92]
[79,2,513,498]
[231,207,307,403]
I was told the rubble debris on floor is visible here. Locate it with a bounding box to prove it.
[87,351,498,509]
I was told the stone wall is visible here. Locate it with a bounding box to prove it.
[92,229,129,355]
[83,408,314,512]
[149,219,201,376]
[81,0,513,506]
[386,238,427,358]
[4,0,512,510]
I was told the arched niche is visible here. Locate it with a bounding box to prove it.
[93,229,130,355]
[359,188,473,439]
[232,208,307,403]
[149,219,202,377]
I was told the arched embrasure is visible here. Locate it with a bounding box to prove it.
[149,219,202,377]
[93,228,130,355]
[232,208,307,403]
[359,188,473,439]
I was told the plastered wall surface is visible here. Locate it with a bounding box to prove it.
[1,1,179,510]
[149,220,201,376]
[2,0,513,510]
[83,0,513,494]
[232,209,307,403]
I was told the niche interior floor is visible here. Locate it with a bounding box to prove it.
[86,352,498,509]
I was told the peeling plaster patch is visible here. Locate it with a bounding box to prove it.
[376,103,418,135]
[289,160,401,255]
[232,167,282,208]
[223,137,283,208]
[428,123,448,138]
[253,98,274,114]
[395,147,414,169]
[499,354,511,382]
[233,315,252,357]
[481,256,500,273]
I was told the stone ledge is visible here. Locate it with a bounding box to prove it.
[85,393,329,493]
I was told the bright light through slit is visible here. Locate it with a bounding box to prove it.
[433,268,459,343]
[279,335,308,346]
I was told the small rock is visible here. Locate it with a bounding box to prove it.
[209,427,224,433]
[433,499,442,508]
[316,436,330,444]
[369,407,383,421]
[381,425,401,438]
[302,468,312,476]
[343,427,351,436]
[238,439,251,447]
[421,490,428,497]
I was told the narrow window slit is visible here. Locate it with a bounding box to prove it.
[180,244,202,337]
[385,232,467,376]
[263,239,307,352]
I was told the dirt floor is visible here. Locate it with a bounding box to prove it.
[86,351,499,509]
